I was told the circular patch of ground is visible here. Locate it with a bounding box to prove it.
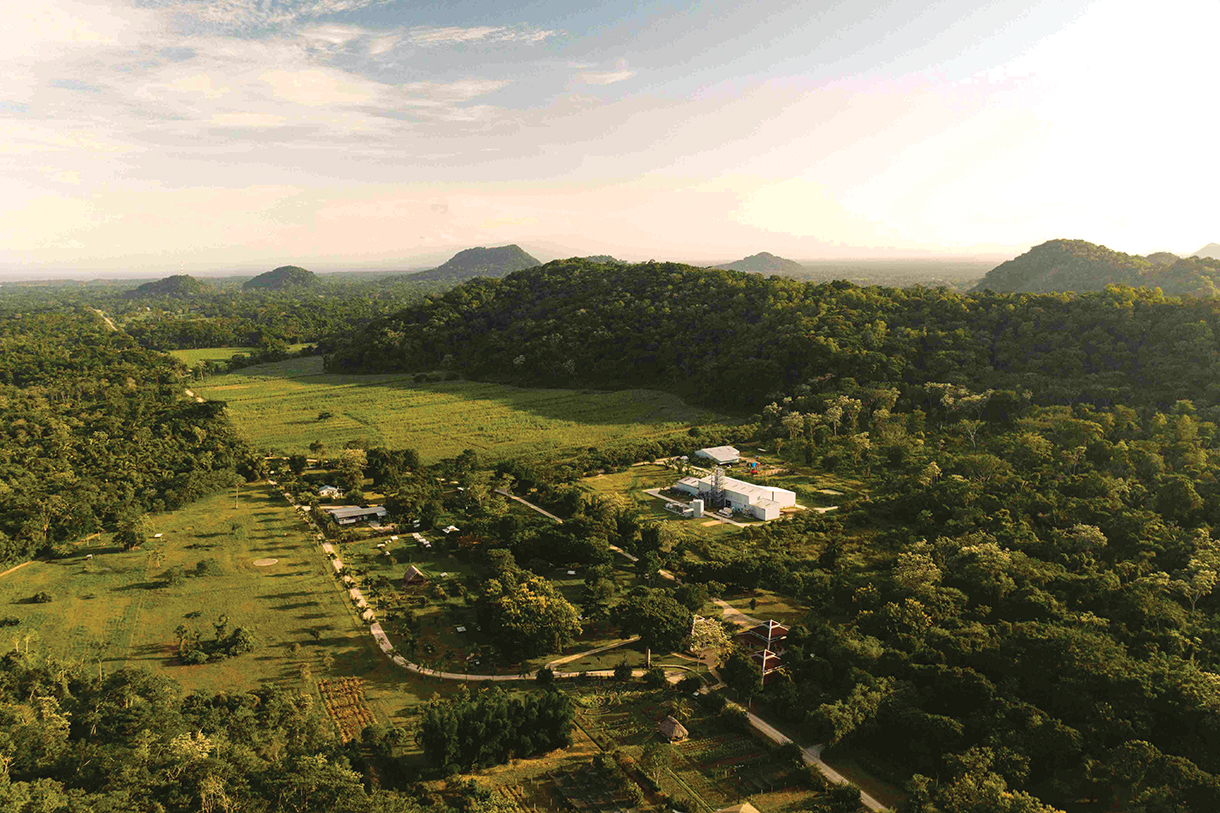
[253,558,279,567]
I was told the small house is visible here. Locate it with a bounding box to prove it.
[402,565,429,589]
[318,485,341,498]
[658,715,689,742]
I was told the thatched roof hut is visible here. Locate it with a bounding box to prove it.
[658,715,688,742]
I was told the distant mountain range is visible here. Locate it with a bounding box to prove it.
[1195,243,1220,260]
[715,252,805,275]
[972,239,1220,297]
[243,265,318,290]
[409,245,540,283]
[126,274,208,298]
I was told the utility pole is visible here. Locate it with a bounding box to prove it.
[234,480,239,510]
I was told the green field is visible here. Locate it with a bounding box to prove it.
[169,344,311,365]
[194,357,725,461]
[0,483,430,724]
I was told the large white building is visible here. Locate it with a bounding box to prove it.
[673,474,796,520]
[694,446,740,466]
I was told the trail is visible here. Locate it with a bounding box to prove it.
[494,489,563,522]
[0,561,33,579]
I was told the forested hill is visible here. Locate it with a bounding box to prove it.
[243,264,318,290]
[974,239,1220,296]
[127,273,208,298]
[716,251,805,274]
[408,245,540,283]
[327,257,1220,411]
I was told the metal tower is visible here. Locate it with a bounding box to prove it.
[711,466,725,509]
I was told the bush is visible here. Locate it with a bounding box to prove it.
[31,592,52,604]
[699,691,727,712]
[536,666,555,686]
[677,675,702,693]
[0,617,19,627]
[613,661,633,681]
[642,666,667,689]
[719,705,752,733]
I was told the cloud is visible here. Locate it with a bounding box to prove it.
[580,70,635,85]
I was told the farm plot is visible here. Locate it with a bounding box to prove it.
[318,677,376,742]
[193,357,726,462]
[576,690,805,813]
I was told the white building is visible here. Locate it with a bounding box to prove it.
[323,505,388,525]
[673,474,796,521]
[694,446,740,466]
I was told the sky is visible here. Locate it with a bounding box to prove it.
[2,0,1217,277]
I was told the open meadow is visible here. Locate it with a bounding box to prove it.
[168,344,311,365]
[0,483,439,729]
[193,356,725,461]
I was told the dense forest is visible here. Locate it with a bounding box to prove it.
[326,260,1220,811]
[327,258,1220,413]
[0,309,255,562]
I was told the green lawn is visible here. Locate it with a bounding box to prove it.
[194,357,724,462]
[0,484,436,726]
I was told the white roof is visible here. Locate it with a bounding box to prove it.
[323,505,388,520]
[696,445,740,460]
[680,474,795,505]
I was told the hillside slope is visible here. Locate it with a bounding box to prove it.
[716,251,805,275]
[1195,242,1220,260]
[409,245,539,283]
[127,274,208,298]
[328,258,1220,410]
[243,265,318,290]
[975,239,1220,296]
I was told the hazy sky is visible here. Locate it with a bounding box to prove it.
[3,0,1216,276]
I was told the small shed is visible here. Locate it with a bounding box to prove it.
[658,715,689,742]
[402,565,429,589]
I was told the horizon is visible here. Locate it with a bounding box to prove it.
[3,0,1217,277]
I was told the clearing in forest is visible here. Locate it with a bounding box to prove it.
[0,484,429,722]
[193,356,725,462]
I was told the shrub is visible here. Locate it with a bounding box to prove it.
[642,666,667,689]
[677,675,702,693]
[31,592,52,604]
[613,661,634,681]
[536,666,555,686]
[0,617,19,627]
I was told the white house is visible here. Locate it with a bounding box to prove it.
[673,474,795,520]
[694,446,740,466]
[318,485,341,498]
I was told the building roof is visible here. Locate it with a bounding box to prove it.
[717,804,761,813]
[323,505,388,521]
[678,474,795,505]
[751,649,783,672]
[658,716,688,740]
[696,446,740,461]
[403,565,428,584]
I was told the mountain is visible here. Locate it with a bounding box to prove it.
[126,274,208,298]
[243,265,318,290]
[716,252,805,275]
[1194,243,1220,260]
[973,239,1220,297]
[409,245,540,283]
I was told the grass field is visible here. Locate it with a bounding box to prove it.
[169,344,311,365]
[194,357,725,461]
[0,483,438,728]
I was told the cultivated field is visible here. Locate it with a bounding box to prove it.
[194,357,724,461]
[0,484,427,723]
